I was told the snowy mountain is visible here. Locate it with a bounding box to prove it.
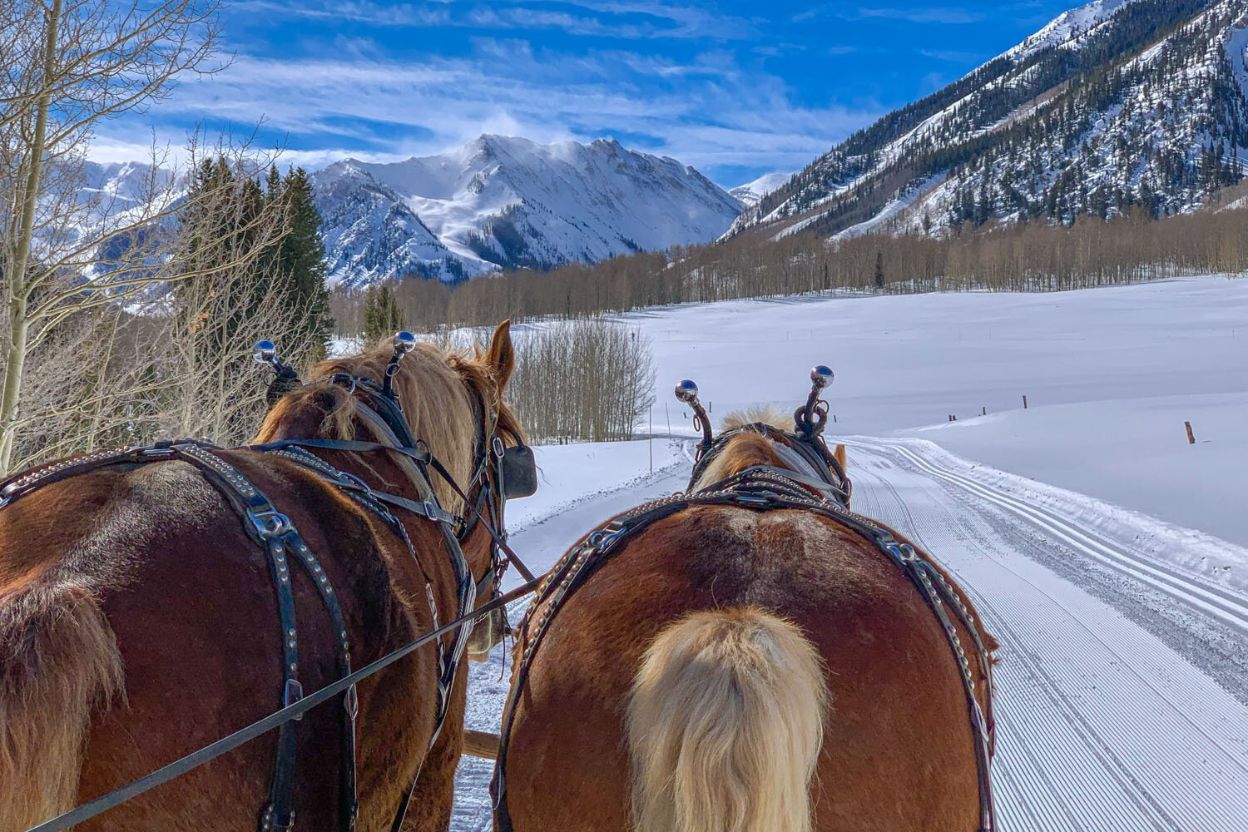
[731,0,1248,240]
[311,136,744,286]
[729,172,793,207]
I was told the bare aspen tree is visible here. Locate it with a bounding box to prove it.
[508,319,655,443]
[0,0,219,472]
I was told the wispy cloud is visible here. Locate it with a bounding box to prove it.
[233,0,755,40]
[97,37,878,179]
[851,6,986,25]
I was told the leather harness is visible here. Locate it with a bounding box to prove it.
[0,369,530,832]
[492,424,997,832]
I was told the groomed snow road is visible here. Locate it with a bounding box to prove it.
[453,439,1248,831]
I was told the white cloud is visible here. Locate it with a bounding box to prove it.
[103,40,879,177]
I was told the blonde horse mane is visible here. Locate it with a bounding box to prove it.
[255,337,522,513]
[720,404,793,431]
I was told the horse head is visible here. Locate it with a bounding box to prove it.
[683,368,850,506]
[254,320,526,659]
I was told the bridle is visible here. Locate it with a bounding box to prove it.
[255,334,537,596]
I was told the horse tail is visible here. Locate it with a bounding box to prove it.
[626,607,826,832]
[0,583,123,831]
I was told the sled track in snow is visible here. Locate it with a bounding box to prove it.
[846,439,1248,832]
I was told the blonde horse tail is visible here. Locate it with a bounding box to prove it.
[0,584,123,832]
[626,607,826,832]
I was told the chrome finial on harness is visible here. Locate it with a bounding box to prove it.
[383,331,418,399]
[675,379,714,453]
[254,340,278,366]
[255,340,303,405]
[811,365,834,390]
[795,364,834,439]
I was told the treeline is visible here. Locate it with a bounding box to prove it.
[331,206,1248,332]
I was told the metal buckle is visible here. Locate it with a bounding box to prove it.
[260,805,295,832]
[249,509,293,540]
[284,678,304,721]
[587,521,626,549]
[492,436,505,458]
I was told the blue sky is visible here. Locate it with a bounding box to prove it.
[99,1,1081,186]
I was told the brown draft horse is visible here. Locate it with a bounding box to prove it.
[0,322,521,832]
[500,410,998,832]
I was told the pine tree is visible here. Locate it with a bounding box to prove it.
[364,284,406,343]
[273,167,333,363]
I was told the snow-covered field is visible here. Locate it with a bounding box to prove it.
[454,276,1248,831]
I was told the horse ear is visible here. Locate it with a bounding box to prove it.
[834,444,847,470]
[486,320,516,389]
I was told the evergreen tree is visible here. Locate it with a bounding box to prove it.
[364,284,406,343]
[273,167,333,363]
[873,251,885,291]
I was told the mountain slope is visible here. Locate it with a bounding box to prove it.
[313,136,743,286]
[732,0,1248,240]
[730,171,793,207]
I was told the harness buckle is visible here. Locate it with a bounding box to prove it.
[587,521,626,549]
[283,678,304,716]
[492,436,506,458]
[249,509,293,540]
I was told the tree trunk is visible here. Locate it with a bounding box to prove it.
[0,0,61,474]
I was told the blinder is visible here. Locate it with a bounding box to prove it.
[498,441,538,500]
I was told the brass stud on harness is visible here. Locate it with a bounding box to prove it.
[674,379,714,453]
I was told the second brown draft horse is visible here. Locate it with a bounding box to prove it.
[495,370,999,832]
[0,322,524,832]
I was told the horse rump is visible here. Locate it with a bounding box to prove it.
[626,607,826,832]
[0,582,123,831]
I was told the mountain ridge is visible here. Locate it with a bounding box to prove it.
[731,0,1248,241]
[311,135,744,286]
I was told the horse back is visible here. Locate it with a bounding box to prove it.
[0,454,439,832]
[506,504,990,832]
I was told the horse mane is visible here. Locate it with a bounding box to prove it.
[254,338,522,512]
[692,432,786,491]
[720,404,792,431]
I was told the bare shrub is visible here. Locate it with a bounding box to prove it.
[509,319,655,443]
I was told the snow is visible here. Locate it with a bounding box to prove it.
[608,275,1248,545]
[452,276,1248,830]
[1005,0,1143,61]
[313,135,742,285]
[905,393,1248,549]
[502,438,686,550]
[728,171,792,207]
[1225,18,1248,107]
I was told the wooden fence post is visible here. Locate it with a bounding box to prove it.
[1023,395,1029,409]
[1185,421,1196,445]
